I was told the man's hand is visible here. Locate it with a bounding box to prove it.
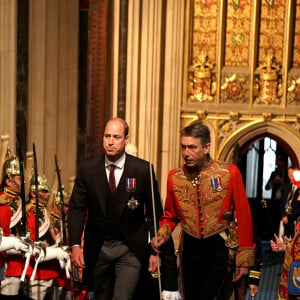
[32,242,46,262]
[151,235,166,254]
[232,267,248,282]
[71,245,85,268]
[270,233,287,252]
[148,254,159,273]
[249,284,258,297]
[282,216,288,224]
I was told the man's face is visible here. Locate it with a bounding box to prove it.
[103,120,129,161]
[181,135,210,169]
[31,190,50,206]
[5,175,22,194]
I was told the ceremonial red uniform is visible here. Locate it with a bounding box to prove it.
[0,190,14,267]
[159,160,255,266]
[5,202,59,280]
[158,159,255,299]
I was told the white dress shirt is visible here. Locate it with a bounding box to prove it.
[105,153,126,187]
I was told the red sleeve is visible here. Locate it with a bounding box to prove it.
[230,164,254,248]
[0,204,12,236]
[158,171,181,239]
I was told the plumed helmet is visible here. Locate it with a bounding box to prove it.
[2,148,20,180]
[30,173,50,193]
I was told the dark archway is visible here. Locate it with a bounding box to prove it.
[238,135,298,241]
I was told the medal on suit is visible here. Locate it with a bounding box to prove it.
[126,178,139,210]
[210,176,222,192]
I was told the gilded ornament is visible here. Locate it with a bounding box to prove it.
[225,227,239,248]
[256,54,281,105]
[188,52,216,103]
[229,112,240,121]
[221,74,247,103]
[222,122,232,133]
[262,112,273,121]
[196,110,207,120]
[288,77,300,104]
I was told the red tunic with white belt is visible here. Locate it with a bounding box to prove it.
[5,201,59,279]
[158,159,255,267]
[0,189,15,267]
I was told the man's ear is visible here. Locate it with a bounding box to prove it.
[4,178,10,186]
[125,135,129,145]
[204,143,211,154]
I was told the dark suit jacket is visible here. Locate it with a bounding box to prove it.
[67,153,163,282]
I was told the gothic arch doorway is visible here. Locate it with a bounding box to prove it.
[218,121,300,165]
[218,122,300,240]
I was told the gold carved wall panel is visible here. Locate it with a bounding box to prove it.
[293,2,300,67]
[258,1,285,66]
[183,0,300,163]
[225,0,251,67]
[192,1,218,64]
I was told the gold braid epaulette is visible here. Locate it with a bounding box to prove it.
[50,212,61,230]
[26,201,34,213]
[0,194,9,204]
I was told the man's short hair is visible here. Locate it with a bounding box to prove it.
[123,120,129,136]
[180,122,211,146]
[108,118,129,136]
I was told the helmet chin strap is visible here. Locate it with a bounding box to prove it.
[8,176,21,194]
[32,192,48,205]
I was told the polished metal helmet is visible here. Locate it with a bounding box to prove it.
[30,173,50,193]
[2,150,20,180]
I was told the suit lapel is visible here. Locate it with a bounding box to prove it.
[97,155,136,215]
[95,156,108,214]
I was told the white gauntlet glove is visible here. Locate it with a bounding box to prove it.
[161,291,182,300]
[30,243,47,281]
[32,243,46,262]
[43,246,69,262]
[2,236,33,254]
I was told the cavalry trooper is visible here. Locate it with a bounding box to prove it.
[1,172,69,299]
[0,150,23,280]
[48,185,72,299]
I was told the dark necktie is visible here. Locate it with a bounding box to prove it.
[109,164,116,194]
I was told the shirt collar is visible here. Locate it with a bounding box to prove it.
[105,153,126,169]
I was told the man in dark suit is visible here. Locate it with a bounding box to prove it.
[68,117,163,300]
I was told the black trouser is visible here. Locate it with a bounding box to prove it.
[181,233,228,300]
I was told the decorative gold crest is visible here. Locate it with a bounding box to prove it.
[256,53,282,105]
[188,52,216,102]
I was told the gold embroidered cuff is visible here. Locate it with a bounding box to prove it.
[249,270,261,280]
[235,246,255,268]
[158,224,172,241]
